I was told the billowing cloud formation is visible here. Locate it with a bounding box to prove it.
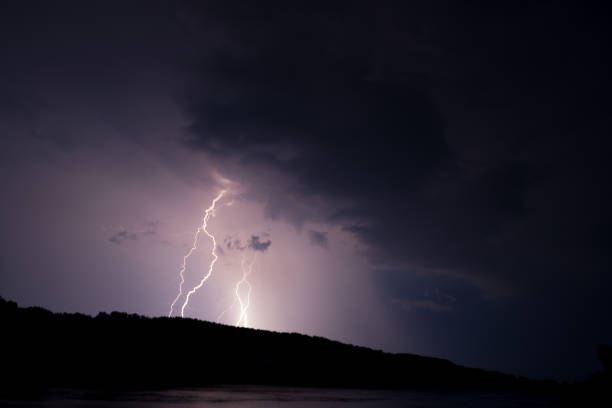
[181,1,611,300]
[174,2,612,379]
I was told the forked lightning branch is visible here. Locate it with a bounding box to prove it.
[168,190,257,327]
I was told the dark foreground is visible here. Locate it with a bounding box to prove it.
[1,298,609,405]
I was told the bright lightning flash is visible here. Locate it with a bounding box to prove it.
[215,254,257,327]
[235,255,256,327]
[168,190,226,317]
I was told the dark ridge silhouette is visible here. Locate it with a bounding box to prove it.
[0,297,565,397]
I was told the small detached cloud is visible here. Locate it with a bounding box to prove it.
[225,237,247,251]
[224,234,272,253]
[248,235,271,252]
[308,230,328,248]
[107,220,159,245]
[108,229,138,245]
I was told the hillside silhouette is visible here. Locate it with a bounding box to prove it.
[1,297,558,394]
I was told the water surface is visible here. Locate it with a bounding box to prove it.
[1,385,562,407]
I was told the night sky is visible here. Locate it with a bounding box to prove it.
[1,1,610,381]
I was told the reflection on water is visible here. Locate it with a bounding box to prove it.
[1,385,561,407]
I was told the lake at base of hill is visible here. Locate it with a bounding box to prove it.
[0,385,563,407]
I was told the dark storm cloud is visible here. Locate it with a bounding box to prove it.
[179,2,612,378]
[178,2,511,280]
[181,0,611,296]
[308,230,328,249]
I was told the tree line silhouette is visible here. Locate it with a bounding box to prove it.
[2,296,608,402]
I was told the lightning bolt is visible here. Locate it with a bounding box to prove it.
[215,254,257,327]
[235,255,256,327]
[168,190,226,317]
[215,297,237,323]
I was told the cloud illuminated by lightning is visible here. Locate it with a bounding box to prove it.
[168,190,226,317]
